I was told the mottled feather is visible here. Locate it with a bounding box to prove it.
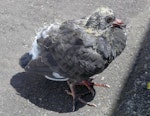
[19,7,127,83]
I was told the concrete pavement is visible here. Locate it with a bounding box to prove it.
[0,0,150,115]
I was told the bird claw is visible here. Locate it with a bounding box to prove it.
[72,96,96,111]
[87,103,97,107]
[93,83,111,88]
[66,82,97,111]
[66,81,110,111]
[78,97,97,107]
[105,84,111,88]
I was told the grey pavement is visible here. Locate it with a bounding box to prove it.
[0,0,150,116]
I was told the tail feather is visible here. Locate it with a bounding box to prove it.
[19,53,32,68]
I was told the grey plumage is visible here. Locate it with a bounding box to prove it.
[19,7,127,110]
[20,7,127,82]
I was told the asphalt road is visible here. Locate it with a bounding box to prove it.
[0,0,150,116]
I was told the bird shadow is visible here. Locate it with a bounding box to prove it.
[10,72,95,113]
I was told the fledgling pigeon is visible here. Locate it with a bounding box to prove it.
[19,7,127,111]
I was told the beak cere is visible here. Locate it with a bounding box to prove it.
[113,18,124,26]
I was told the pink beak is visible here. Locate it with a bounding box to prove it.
[113,18,124,26]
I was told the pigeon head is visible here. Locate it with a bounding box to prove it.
[86,7,123,30]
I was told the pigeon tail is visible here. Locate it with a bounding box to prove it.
[19,52,32,68]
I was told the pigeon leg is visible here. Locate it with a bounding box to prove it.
[81,80,95,96]
[65,82,76,111]
[80,80,110,96]
[66,81,96,111]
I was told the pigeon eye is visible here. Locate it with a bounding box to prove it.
[106,17,113,23]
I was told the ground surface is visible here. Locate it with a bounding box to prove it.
[0,0,150,116]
